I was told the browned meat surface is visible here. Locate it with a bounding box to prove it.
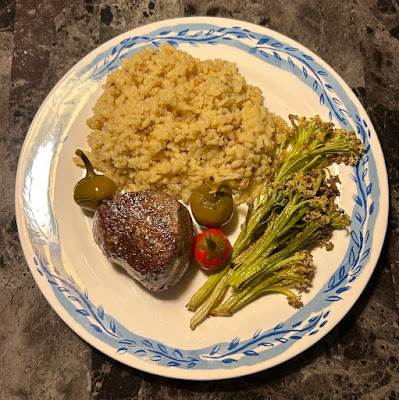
[92,191,194,291]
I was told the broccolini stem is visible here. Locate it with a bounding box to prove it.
[212,275,285,316]
[229,220,324,289]
[189,272,231,330]
[216,285,301,316]
[211,251,312,316]
[186,262,231,311]
[232,187,315,276]
[232,190,281,258]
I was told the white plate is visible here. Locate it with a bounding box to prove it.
[15,17,389,380]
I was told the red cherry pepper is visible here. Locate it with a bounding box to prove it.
[194,228,232,270]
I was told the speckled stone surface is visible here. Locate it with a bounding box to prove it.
[1,0,398,399]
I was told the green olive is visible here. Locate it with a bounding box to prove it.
[189,180,236,228]
[73,149,117,211]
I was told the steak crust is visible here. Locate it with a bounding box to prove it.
[92,191,194,291]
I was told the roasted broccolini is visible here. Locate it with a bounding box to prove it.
[186,115,364,330]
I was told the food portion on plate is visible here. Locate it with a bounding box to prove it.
[74,149,118,211]
[73,44,364,329]
[194,228,232,271]
[83,44,286,205]
[189,179,236,228]
[187,115,364,329]
[93,190,194,291]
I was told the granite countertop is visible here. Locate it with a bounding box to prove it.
[1,0,399,399]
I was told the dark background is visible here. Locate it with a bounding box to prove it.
[1,0,398,399]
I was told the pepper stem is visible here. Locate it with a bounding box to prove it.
[209,179,237,195]
[76,149,95,176]
[205,232,217,251]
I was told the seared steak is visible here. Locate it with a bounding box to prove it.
[92,191,194,291]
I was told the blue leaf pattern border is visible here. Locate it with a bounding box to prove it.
[22,20,383,374]
[32,246,334,369]
[86,25,352,127]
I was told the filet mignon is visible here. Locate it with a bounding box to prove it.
[92,191,194,291]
